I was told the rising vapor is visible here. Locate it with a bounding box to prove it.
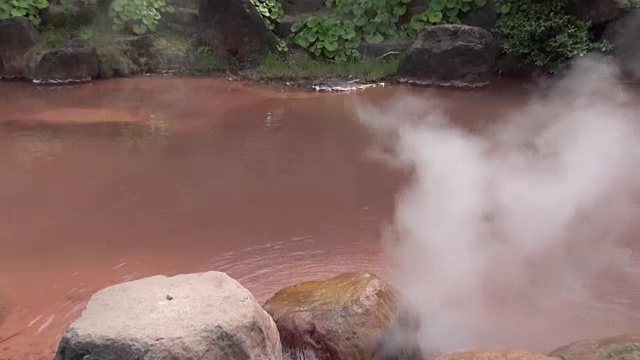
[355,54,640,355]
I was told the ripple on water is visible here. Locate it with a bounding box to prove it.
[204,236,385,302]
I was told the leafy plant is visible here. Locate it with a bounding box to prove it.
[60,0,97,10]
[496,0,602,71]
[329,0,411,43]
[0,0,49,25]
[291,16,361,62]
[403,0,486,36]
[616,0,640,9]
[109,0,175,35]
[250,0,284,30]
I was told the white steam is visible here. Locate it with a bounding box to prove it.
[355,55,640,354]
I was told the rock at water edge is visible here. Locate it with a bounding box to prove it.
[263,271,424,360]
[0,16,38,79]
[32,38,100,84]
[54,271,283,360]
[398,24,498,87]
[198,0,278,66]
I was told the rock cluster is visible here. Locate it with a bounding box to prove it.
[52,267,640,360]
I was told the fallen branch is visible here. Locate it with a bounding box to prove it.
[0,330,22,344]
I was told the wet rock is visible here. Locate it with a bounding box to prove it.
[54,271,282,360]
[198,0,278,66]
[360,37,413,58]
[398,24,498,87]
[97,36,153,79]
[435,351,560,360]
[602,8,640,81]
[0,16,38,79]
[281,0,325,14]
[32,38,100,84]
[263,271,423,360]
[548,333,640,360]
[567,0,619,26]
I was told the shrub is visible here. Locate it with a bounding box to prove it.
[291,0,411,62]
[404,0,487,36]
[109,0,175,35]
[496,0,604,71]
[0,0,49,25]
[250,0,284,30]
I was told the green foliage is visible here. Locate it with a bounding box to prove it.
[60,0,97,10]
[617,0,640,9]
[0,0,49,25]
[291,16,361,62]
[404,0,486,36]
[250,0,283,30]
[291,0,413,62]
[109,0,175,35]
[250,51,399,81]
[329,0,411,42]
[496,0,603,71]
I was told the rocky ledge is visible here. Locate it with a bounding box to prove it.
[51,269,640,360]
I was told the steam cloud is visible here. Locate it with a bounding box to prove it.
[355,55,640,355]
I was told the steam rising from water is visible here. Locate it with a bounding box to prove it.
[355,55,640,354]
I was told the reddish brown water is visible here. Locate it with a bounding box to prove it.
[0,76,637,359]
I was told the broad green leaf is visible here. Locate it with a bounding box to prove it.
[365,32,384,44]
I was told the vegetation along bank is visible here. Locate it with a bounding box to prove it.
[0,0,639,87]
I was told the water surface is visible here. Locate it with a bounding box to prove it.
[0,76,631,359]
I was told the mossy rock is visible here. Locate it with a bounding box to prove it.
[549,333,640,360]
[263,271,423,360]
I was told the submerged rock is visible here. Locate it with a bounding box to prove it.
[435,351,560,360]
[548,333,640,360]
[198,0,278,66]
[32,38,99,84]
[0,16,38,79]
[263,271,423,360]
[398,24,498,87]
[54,271,282,360]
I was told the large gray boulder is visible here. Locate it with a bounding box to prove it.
[198,0,278,66]
[32,38,100,84]
[0,16,38,78]
[54,271,283,360]
[398,24,498,87]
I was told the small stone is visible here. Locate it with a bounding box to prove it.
[166,295,173,300]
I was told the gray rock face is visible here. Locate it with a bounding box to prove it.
[567,0,619,26]
[0,16,38,78]
[54,271,283,360]
[603,8,640,82]
[198,0,278,66]
[32,38,100,84]
[398,24,498,87]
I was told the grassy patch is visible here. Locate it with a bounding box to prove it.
[243,51,400,82]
